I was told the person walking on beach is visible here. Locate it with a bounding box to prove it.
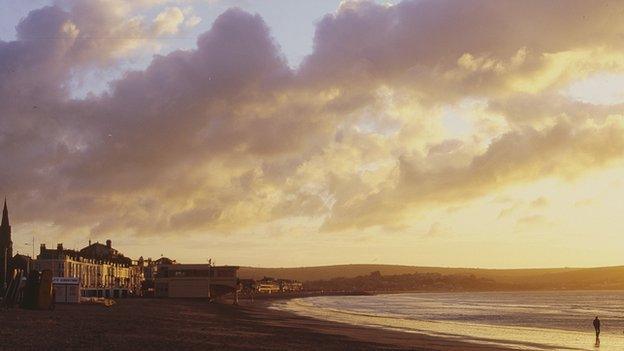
[593,316,601,337]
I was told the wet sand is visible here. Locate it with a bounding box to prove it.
[0,298,514,350]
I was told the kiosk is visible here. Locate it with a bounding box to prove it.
[52,277,80,303]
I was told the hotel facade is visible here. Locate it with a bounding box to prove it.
[33,240,143,298]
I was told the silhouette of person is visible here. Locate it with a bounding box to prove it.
[593,316,601,337]
[593,316,601,347]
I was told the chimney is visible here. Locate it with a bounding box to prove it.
[89,239,91,246]
[57,243,63,251]
[106,239,112,248]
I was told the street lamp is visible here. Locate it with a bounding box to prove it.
[24,235,35,258]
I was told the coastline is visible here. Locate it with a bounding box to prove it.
[0,297,515,351]
[239,290,373,300]
[248,299,520,351]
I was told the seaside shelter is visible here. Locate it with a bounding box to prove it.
[154,264,239,300]
[52,277,80,303]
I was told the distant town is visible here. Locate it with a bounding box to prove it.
[0,199,302,306]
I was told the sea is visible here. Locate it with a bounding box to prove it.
[271,291,624,350]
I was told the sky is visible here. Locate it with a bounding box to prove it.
[1,0,624,268]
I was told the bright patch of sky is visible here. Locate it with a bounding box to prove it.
[440,99,483,138]
[565,72,624,105]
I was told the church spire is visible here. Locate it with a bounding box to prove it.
[1,197,8,228]
[1,197,12,260]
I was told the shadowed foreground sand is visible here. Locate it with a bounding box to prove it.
[0,299,515,350]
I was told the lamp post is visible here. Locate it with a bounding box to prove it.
[24,235,35,258]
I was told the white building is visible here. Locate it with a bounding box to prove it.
[34,241,142,298]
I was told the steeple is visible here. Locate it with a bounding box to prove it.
[0,197,12,258]
[1,197,9,228]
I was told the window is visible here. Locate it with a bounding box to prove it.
[216,269,235,277]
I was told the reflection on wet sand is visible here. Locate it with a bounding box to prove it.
[595,335,600,348]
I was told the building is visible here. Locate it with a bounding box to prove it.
[34,240,143,298]
[278,279,303,292]
[1,198,13,290]
[252,277,304,293]
[1,199,240,301]
[142,256,176,280]
[1,199,34,292]
[256,277,281,294]
[53,277,81,303]
[154,264,239,300]
[12,254,32,276]
[137,256,177,296]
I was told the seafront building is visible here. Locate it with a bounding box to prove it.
[254,277,304,293]
[278,279,304,292]
[33,240,143,298]
[137,256,176,296]
[154,264,239,299]
[256,278,280,293]
[3,197,242,302]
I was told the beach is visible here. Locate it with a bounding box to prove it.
[0,298,511,351]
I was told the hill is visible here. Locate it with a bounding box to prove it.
[238,264,624,290]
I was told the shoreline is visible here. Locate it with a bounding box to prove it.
[243,287,624,302]
[238,290,373,300]
[246,299,520,351]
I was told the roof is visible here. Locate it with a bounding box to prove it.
[1,197,10,228]
[80,242,118,256]
[79,242,130,265]
[154,257,175,265]
[38,241,131,266]
[13,254,32,263]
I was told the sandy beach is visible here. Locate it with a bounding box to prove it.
[0,298,514,351]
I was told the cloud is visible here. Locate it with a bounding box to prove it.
[1,6,294,233]
[516,215,552,231]
[530,197,549,208]
[152,7,185,35]
[498,204,520,220]
[574,198,595,207]
[427,222,451,236]
[2,0,624,241]
[300,0,624,102]
[185,15,202,29]
[322,117,624,231]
